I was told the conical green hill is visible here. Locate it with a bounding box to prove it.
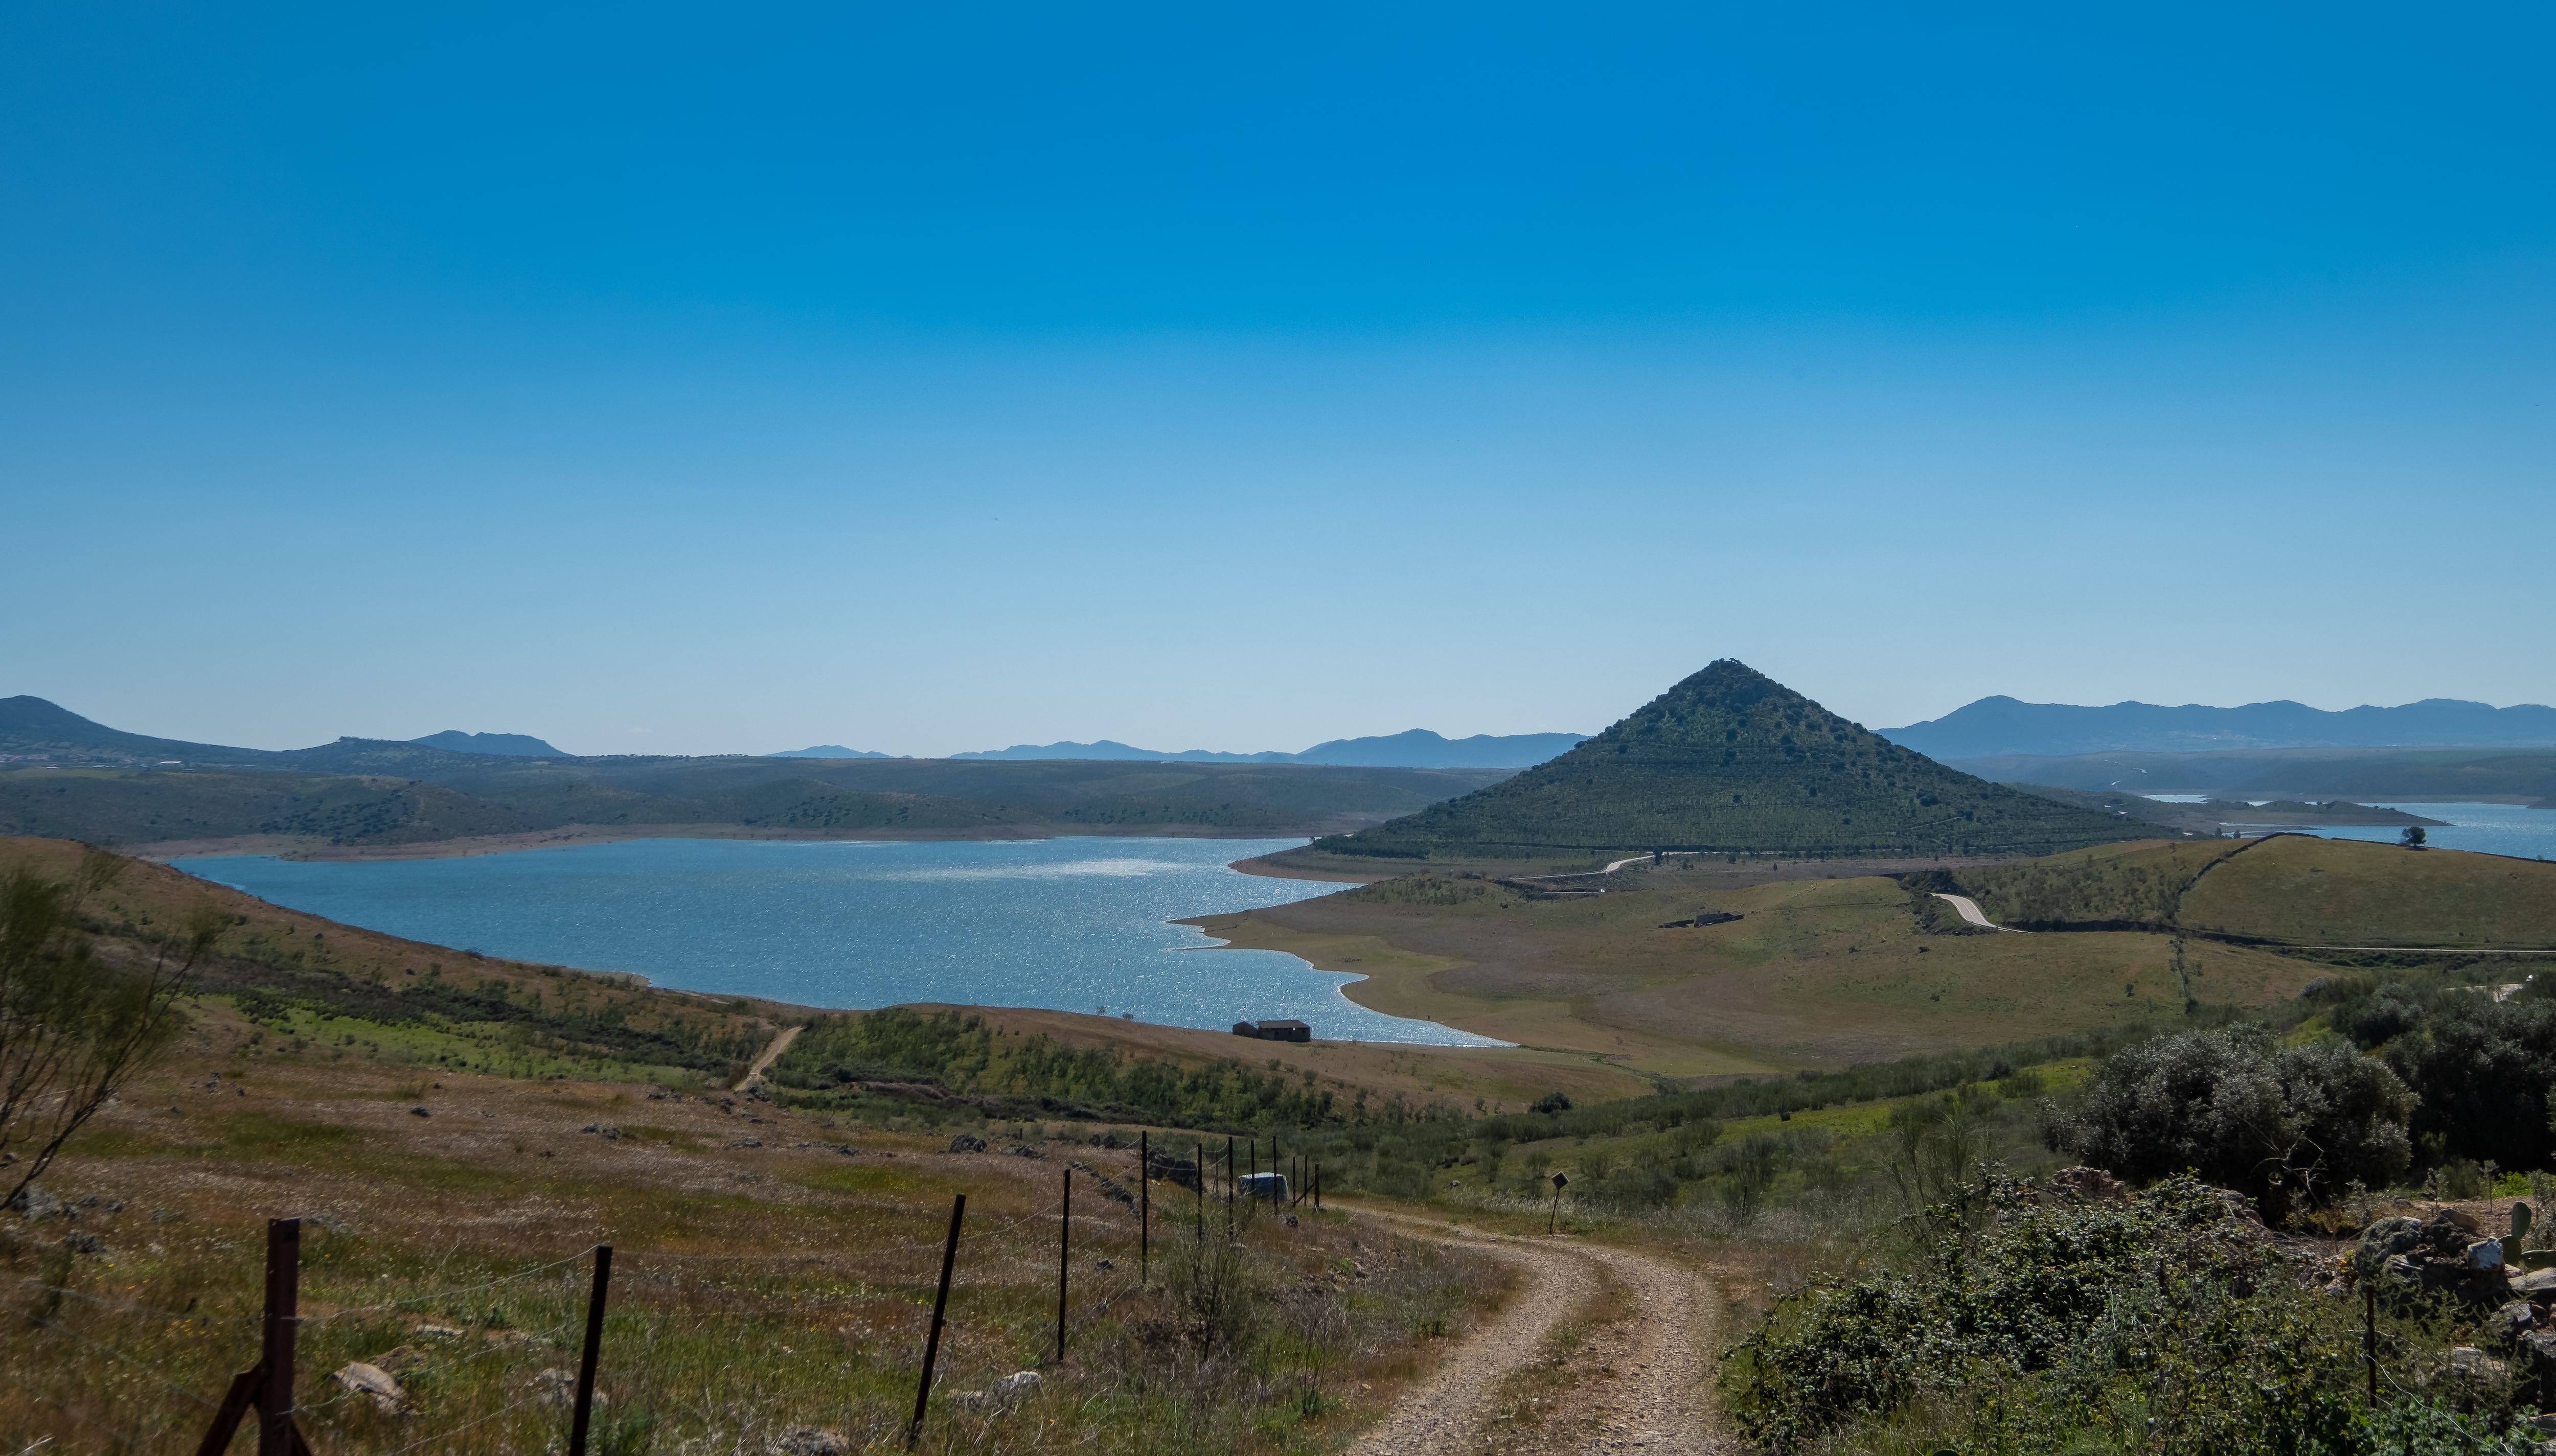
[1314,661,2153,861]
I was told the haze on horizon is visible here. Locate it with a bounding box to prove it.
[4,3,2551,758]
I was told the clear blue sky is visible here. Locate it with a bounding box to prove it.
[5,2,2551,755]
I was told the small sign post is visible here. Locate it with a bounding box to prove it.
[1548,1172,1569,1235]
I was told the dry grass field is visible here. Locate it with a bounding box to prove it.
[1192,854,2330,1077]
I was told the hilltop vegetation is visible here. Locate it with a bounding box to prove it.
[1298,661,2151,865]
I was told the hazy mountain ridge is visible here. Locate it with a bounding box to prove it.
[410,729,567,757]
[768,745,895,759]
[1884,695,2556,759]
[872,729,1587,767]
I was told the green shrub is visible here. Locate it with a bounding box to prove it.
[1724,1175,2513,1454]
[2054,1024,2413,1215]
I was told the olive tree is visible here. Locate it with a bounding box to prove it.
[1,847,222,1207]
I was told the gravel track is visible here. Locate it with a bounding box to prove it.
[1345,1210,1728,1455]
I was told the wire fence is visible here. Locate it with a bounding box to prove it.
[0,1170,1183,1456]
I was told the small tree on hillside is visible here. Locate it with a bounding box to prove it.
[1,848,222,1207]
[2401,826,2428,848]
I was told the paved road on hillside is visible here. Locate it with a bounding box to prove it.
[1932,892,2008,930]
[1344,1208,1727,1455]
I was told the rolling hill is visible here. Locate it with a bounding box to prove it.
[1297,661,2155,863]
[1953,833,2556,948]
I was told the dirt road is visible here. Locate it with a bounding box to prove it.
[733,1024,804,1090]
[1346,1209,1728,1455]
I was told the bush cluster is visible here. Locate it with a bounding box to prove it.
[2052,1024,2414,1219]
[1726,1174,2539,1454]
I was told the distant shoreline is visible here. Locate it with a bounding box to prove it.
[140,823,1337,864]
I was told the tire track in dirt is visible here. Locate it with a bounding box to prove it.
[1345,1208,1727,1455]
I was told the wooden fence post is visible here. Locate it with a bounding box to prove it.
[1055,1166,1071,1364]
[568,1245,614,1456]
[259,1218,299,1456]
[907,1193,966,1449]
[1138,1130,1149,1284]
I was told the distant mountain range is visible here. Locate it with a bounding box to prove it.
[770,729,1588,769]
[1,695,1581,771]
[1881,696,2556,759]
[0,695,1515,850]
[769,745,895,759]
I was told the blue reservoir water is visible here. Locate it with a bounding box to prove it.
[2229,802,2556,860]
[173,836,1503,1046]
[2146,798,2556,860]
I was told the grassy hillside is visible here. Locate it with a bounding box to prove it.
[2177,835,2556,947]
[1299,661,2156,865]
[0,757,1512,853]
[1956,834,2556,948]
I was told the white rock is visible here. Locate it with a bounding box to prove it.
[331,1362,405,1413]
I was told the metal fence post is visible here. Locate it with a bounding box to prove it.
[907,1194,967,1449]
[1055,1166,1071,1363]
[569,1245,614,1456]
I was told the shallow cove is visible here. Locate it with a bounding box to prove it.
[175,835,1504,1046]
